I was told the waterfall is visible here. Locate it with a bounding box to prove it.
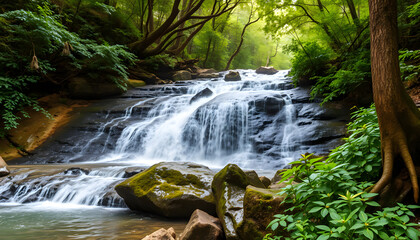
[2,69,347,209]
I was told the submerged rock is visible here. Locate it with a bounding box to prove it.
[237,185,293,239]
[256,66,278,75]
[211,164,265,240]
[142,227,177,240]
[115,162,216,218]
[179,209,224,240]
[190,88,213,104]
[224,71,241,81]
[0,156,9,177]
[173,70,192,81]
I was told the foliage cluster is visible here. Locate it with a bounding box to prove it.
[0,4,135,136]
[310,48,371,104]
[399,49,420,87]
[265,105,420,240]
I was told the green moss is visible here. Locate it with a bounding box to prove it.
[116,165,160,196]
[158,183,183,199]
[116,164,208,199]
[213,164,249,189]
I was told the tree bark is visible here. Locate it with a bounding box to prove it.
[369,0,420,203]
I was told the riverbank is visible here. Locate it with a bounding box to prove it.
[0,94,90,161]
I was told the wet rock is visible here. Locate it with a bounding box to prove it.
[197,73,219,79]
[142,227,177,240]
[211,164,265,240]
[179,209,224,240]
[254,96,285,115]
[237,185,293,239]
[173,70,192,81]
[270,169,287,185]
[63,167,89,176]
[259,176,271,188]
[122,168,144,178]
[224,71,241,81]
[244,171,266,188]
[115,162,216,218]
[190,88,213,104]
[68,77,125,99]
[256,66,278,75]
[0,156,9,177]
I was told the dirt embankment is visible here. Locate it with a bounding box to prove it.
[0,94,90,161]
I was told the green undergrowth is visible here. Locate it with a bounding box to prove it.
[265,105,420,240]
[0,3,136,136]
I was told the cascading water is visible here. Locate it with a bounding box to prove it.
[52,69,338,169]
[0,69,348,239]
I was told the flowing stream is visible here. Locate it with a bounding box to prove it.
[0,70,348,239]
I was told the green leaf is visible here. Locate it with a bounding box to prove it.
[309,207,323,213]
[316,235,329,240]
[315,225,330,231]
[359,211,368,222]
[321,208,329,218]
[363,229,374,240]
[296,224,304,232]
[366,201,381,207]
[407,227,420,240]
[350,223,365,230]
[271,222,279,231]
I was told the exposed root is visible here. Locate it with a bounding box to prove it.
[370,136,419,203]
[370,141,393,194]
[399,139,419,202]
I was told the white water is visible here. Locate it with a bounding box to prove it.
[71,70,303,169]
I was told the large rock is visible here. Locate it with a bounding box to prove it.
[254,96,286,115]
[190,88,213,104]
[179,209,224,240]
[237,186,293,239]
[67,77,125,99]
[142,227,177,240]
[256,66,278,75]
[0,156,9,177]
[115,162,216,218]
[211,164,265,240]
[173,70,192,81]
[197,73,219,79]
[128,79,146,88]
[129,69,161,85]
[224,71,241,81]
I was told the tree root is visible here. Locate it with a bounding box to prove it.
[370,134,419,203]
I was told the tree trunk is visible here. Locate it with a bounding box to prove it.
[369,0,420,204]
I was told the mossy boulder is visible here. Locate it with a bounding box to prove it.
[237,186,293,239]
[115,162,216,218]
[128,79,146,88]
[256,66,278,75]
[211,164,265,240]
[224,71,241,81]
[173,70,192,81]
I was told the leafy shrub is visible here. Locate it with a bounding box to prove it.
[310,49,371,104]
[399,49,420,86]
[266,105,420,240]
[0,6,135,136]
[284,40,334,86]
